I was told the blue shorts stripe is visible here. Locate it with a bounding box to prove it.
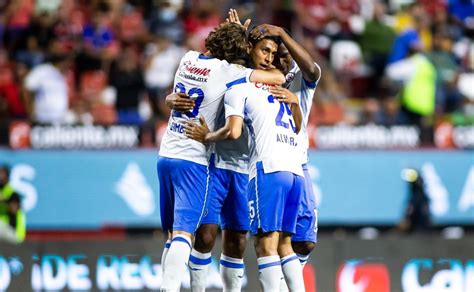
[220,259,244,269]
[189,254,212,265]
[281,255,299,266]
[171,237,192,249]
[258,261,280,270]
[195,164,211,231]
[255,171,261,229]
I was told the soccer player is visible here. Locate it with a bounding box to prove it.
[157,22,285,291]
[185,41,306,292]
[251,24,321,270]
[183,34,288,292]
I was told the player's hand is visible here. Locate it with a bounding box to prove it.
[184,116,210,143]
[165,93,195,112]
[250,24,283,40]
[270,87,299,105]
[226,8,251,30]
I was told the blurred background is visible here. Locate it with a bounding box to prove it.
[0,0,473,291]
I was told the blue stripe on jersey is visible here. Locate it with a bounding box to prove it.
[300,79,309,117]
[220,259,244,269]
[226,77,247,88]
[303,77,317,89]
[198,54,215,59]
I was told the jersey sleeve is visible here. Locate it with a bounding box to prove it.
[224,85,246,119]
[224,64,253,89]
[302,62,321,89]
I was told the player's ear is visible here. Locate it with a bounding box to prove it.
[246,42,253,54]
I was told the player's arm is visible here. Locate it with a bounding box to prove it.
[185,115,244,143]
[165,92,195,112]
[185,85,246,143]
[270,87,302,133]
[252,24,320,82]
[249,68,286,85]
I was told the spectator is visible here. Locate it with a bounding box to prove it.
[294,0,330,38]
[0,164,24,244]
[0,0,10,48]
[398,168,431,233]
[386,43,437,143]
[359,98,384,124]
[0,191,25,244]
[4,0,34,53]
[0,49,26,119]
[76,2,118,76]
[16,12,54,68]
[148,0,184,43]
[380,97,407,126]
[184,0,221,51]
[359,0,396,96]
[388,15,424,64]
[427,28,462,113]
[448,0,474,25]
[34,0,61,15]
[144,34,186,120]
[109,46,147,125]
[23,53,72,124]
[118,3,146,43]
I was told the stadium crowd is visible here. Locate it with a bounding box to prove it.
[0,0,472,137]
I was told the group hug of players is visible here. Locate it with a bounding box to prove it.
[157,9,321,292]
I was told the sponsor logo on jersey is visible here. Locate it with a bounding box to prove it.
[286,72,295,83]
[178,61,210,82]
[254,82,276,91]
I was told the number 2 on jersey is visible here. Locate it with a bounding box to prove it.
[172,82,204,118]
[267,95,297,133]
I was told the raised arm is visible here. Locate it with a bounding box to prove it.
[252,24,320,82]
[184,115,244,144]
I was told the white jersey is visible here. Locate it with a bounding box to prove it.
[285,62,321,164]
[214,108,250,174]
[159,51,253,165]
[225,82,303,179]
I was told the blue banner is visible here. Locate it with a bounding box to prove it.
[0,150,472,229]
[307,151,474,225]
[0,150,161,229]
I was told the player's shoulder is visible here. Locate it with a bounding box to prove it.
[226,81,253,94]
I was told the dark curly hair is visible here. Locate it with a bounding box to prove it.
[205,23,248,64]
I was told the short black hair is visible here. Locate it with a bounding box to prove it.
[248,26,283,47]
[7,192,21,204]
